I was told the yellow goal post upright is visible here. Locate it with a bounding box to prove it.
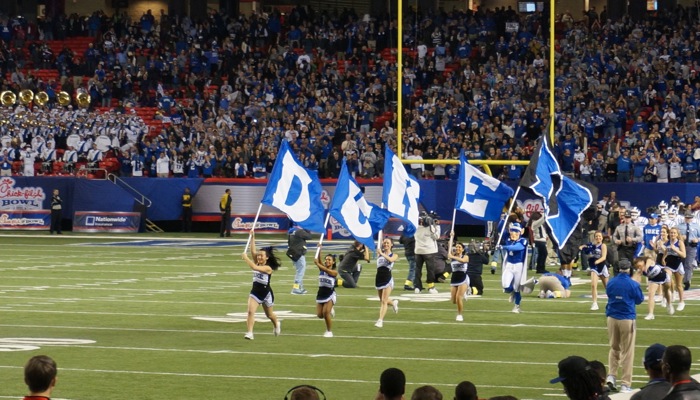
[394,0,556,177]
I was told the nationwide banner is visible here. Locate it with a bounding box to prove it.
[73,211,141,233]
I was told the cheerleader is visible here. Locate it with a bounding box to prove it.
[633,256,673,320]
[375,238,399,328]
[662,227,687,311]
[655,225,670,266]
[313,248,338,338]
[241,230,281,340]
[579,231,609,311]
[448,231,469,322]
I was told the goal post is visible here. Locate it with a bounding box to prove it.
[395,0,556,177]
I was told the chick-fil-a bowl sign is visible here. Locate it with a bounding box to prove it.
[0,178,46,210]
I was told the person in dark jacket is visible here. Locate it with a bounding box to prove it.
[287,224,314,294]
[399,230,416,290]
[219,189,232,237]
[467,241,489,295]
[661,345,700,400]
[631,343,671,400]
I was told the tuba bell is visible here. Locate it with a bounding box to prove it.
[34,91,49,106]
[19,89,34,105]
[1,91,16,106]
[76,89,91,108]
[57,91,71,107]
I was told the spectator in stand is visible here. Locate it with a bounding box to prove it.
[630,343,671,400]
[23,355,58,400]
[661,345,700,399]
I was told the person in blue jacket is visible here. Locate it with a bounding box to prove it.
[500,222,528,314]
[604,258,644,394]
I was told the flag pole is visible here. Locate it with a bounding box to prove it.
[375,202,386,252]
[315,212,332,259]
[448,208,457,253]
[244,203,263,254]
[496,187,521,247]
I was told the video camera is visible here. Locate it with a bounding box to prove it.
[419,211,440,227]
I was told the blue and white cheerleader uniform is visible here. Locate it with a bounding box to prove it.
[644,264,670,285]
[316,269,337,305]
[450,258,470,287]
[375,253,395,290]
[250,271,274,307]
[584,243,609,277]
[664,240,685,274]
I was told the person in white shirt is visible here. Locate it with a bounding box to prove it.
[21,145,37,176]
[87,143,103,165]
[62,145,77,174]
[407,149,424,179]
[156,152,170,177]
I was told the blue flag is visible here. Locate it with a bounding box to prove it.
[455,151,514,221]
[382,147,420,236]
[330,160,391,250]
[261,140,326,233]
[548,176,595,248]
[519,134,594,248]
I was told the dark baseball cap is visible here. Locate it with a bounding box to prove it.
[644,343,666,368]
[550,356,590,384]
[619,259,632,270]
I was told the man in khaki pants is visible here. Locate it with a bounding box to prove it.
[605,258,644,394]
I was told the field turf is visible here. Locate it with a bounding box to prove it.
[0,233,698,400]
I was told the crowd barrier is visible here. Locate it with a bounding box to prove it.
[0,177,696,231]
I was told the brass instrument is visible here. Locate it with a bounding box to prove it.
[34,91,49,106]
[0,91,16,106]
[57,91,71,107]
[19,89,34,105]
[76,89,90,108]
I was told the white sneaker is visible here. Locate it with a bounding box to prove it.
[244,332,254,340]
[590,302,599,311]
[512,305,521,313]
[644,313,655,320]
[661,297,667,307]
[414,288,421,294]
[545,290,554,298]
[668,303,675,315]
[274,321,281,336]
[606,375,617,392]
[538,290,545,298]
[374,320,383,328]
[677,302,686,311]
[392,299,399,313]
[323,331,333,338]
[620,385,633,393]
[428,288,438,294]
[330,307,335,318]
[456,314,464,322]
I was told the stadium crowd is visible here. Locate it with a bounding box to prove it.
[1,5,700,180]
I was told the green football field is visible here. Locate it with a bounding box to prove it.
[0,233,698,400]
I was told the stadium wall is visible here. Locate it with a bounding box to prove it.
[0,177,696,228]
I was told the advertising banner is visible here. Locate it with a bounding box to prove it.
[228,215,290,233]
[0,210,50,230]
[73,211,141,233]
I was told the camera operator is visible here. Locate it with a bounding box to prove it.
[338,241,370,288]
[467,240,489,295]
[399,228,416,291]
[414,211,441,294]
